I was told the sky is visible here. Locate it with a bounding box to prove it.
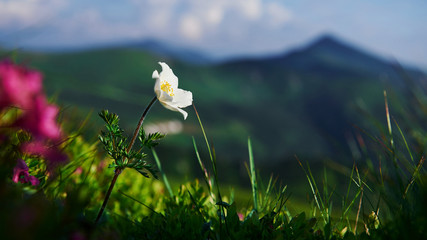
[0,0,426,68]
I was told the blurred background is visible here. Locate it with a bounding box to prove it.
[1,0,426,188]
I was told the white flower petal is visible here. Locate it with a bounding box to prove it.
[153,69,173,102]
[177,108,188,120]
[170,88,193,108]
[154,78,161,97]
[152,70,159,79]
[160,100,189,120]
[159,90,174,102]
[158,62,178,89]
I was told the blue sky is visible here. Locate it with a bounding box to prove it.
[0,0,426,68]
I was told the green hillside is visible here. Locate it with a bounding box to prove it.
[1,36,424,182]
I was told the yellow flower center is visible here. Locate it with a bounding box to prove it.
[161,81,174,96]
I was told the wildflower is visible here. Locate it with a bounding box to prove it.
[74,167,83,175]
[0,60,42,110]
[22,140,67,168]
[16,95,62,141]
[12,159,39,186]
[152,62,193,120]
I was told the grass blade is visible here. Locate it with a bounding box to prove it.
[193,104,213,165]
[384,90,394,149]
[297,156,327,223]
[248,137,258,212]
[392,117,414,164]
[192,137,214,200]
[403,156,425,199]
[152,149,173,197]
[193,104,228,235]
[118,190,159,215]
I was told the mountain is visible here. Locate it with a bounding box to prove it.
[120,39,213,64]
[4,38,213,65]
[1,34,425,180]
[212,34,425,161]
[223,35,400,76]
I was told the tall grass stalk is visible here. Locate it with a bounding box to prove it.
[152,149,173,197]
[248,137,258,212]
[297,156,328,224]
[192,137,214,200]
[353,166,364,234]
[193,104,229,235]
[392,118,414,164]
[403,156,425,199]
[384,91,394,150]
[383,91,406,195]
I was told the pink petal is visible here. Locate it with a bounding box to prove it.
[0,60,42,110]
[22,140,68,168]
[40,103,62,140]
[21,141,47,156]
[12,159,38,185]
[16,95,62,140]
[28,176,40,186]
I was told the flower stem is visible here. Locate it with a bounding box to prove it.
[127,96,158,152]
[95,168,122,223]
[95,95,157,224]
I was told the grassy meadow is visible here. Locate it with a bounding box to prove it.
[1,37,427,239]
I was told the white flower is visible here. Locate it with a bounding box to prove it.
[152,62,193,120]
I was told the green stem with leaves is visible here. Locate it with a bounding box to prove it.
[95,96,157,224]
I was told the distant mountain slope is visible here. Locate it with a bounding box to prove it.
[213,34,425,160]
[1,34,425,172]
[222,35,403,78]
[125,39,212,64]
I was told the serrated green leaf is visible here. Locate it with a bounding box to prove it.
[135,169,150,178]
[138,128,165,149]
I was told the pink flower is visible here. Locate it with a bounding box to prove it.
[12,159,39,186]
[0,59,68,179]
[16,95,62,141]
[22,140,68,167]
[74,167,83,175]
[237,212,245,221]
[0,60,63,141]
[0,60,42,110]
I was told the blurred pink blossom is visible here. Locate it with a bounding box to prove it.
[237,212,244,221]
[74,167,83,175]
[12,159,39,186]
[22,140,68,167]
[0,60,42,110]
[16,95,62,141]
[1,59,68,180]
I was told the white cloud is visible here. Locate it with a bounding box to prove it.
[179,15,202,40]
[0,0,425,68]
[0,0,67,28]
[266,2,293,27]
[206,6,224,26]
[238,0,262,20]
[45,9,120,45]
[168,0,293,41]
[0,0,294,47]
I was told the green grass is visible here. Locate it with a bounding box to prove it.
[1,89,427,239]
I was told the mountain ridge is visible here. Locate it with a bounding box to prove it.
[122,38,213,64]
[2,33,425,73]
